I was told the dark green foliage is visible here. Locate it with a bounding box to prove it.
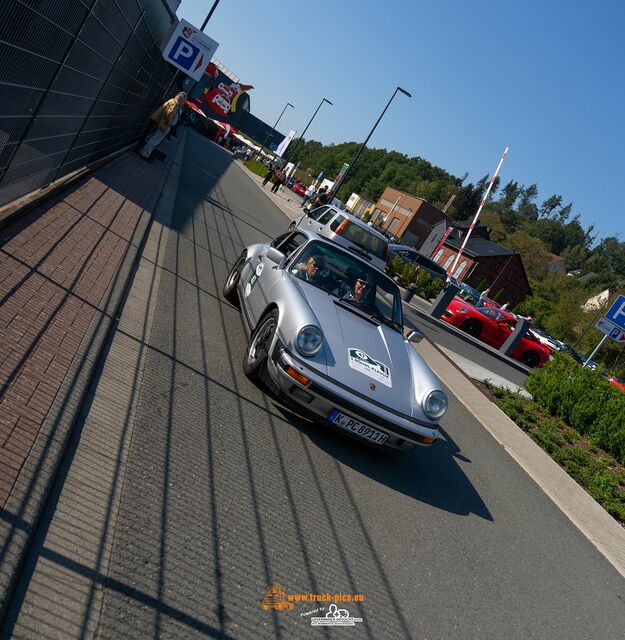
[398,262,418,287]
[484,381,625,523]
[525,354,625,464]
[386,256,405,278]
[416,269,431,290]
[425,278,443,300]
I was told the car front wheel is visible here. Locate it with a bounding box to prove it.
[223,254,245,305]
[520,350,540,368]
[461,318,482,338]
[243,310,278,382]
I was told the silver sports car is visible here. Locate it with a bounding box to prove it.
[223,228,448,451]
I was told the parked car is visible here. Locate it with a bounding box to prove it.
[289,205,389,270]
[291,182,307,196]
[441,299,552,368]
[527,324,559,352]
[222,228,448,451]
[388,244,448,282]
[455,282,481,305]
[609,376,625,392]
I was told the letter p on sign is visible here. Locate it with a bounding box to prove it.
[605,294,625,331]
[167,36,199,70]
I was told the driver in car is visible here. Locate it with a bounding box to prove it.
[342,272,374,308]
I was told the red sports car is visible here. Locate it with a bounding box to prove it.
[291,182,307,196]
[609,376,625,392]
[441,298,552,368]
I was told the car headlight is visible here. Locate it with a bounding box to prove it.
[296,325,323,356]
[422,390,448,420]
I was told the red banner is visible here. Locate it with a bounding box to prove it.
[195,81,254,118]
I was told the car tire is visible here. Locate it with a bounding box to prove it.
[243,310,278,382]
[288,221,296,230]
[520,350,540,368]
[461,318,482,338]
[223,254,245,305]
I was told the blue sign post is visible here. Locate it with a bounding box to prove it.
[604,294,625,331]
[585,293,625,367]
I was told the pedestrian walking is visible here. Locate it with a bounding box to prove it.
[262,164,276,187]
[301,183,316,208]
[271,169,286,193]
[477,287,490,307]
[139,92,186,160]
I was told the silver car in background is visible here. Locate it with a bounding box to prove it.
[289,205,389,270]
[223,228,448,451]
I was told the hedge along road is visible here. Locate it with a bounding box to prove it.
[4,130,624,640]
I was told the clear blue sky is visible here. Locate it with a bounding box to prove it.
[178,0,624,243]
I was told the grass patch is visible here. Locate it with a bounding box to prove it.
[244,158,270,178]
[479,382,625,525]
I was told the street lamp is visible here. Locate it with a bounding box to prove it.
[282,97,333,165]
[257,101,294,159]
[331,86,411,197]
[201,0,222,30]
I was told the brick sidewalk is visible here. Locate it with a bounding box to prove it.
[0,150,169,510]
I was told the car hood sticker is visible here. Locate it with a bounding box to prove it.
[348,348,392,387]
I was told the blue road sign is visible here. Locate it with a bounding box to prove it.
[604,294,625,331]
[166,36,200,71]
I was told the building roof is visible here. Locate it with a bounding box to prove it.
[549,253,565,264]
[444,236,516,258]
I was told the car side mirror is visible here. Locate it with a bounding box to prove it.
[406,329,424,343]
[265,246,286,265]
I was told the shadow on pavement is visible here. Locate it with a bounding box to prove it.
[271,400,493,522]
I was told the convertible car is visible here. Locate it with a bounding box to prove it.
[441,298,552,368]
[223,228,448,451]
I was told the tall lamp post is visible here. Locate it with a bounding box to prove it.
[257,101,294,159]
[331,86,411,197]
[201,0,222,29]
[282,97,333,165]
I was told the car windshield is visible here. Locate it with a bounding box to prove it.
[288,241,403,330]
[339,221,387,260]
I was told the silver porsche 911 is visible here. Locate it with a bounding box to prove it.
[223,228,448,451]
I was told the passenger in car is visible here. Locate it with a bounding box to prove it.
[292,255,327,283]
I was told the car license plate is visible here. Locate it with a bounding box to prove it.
[328,409,388,445]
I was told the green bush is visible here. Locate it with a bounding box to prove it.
[525,353,625,464]
[416,269,431,290]
[244,159,270,178]
[386,256,405,278]
[484,382,625,523]
[398,262,418,287]
[425,277,443,300]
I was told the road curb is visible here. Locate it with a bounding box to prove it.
[0,135,185,624]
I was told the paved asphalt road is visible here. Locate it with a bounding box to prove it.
[4,131,624,639]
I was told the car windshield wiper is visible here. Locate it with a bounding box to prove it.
[368,308,402,332]
[334,299,400,332]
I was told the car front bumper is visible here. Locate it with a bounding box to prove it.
[267,342,440,451]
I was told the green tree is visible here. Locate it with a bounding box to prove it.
[502,230,550,280]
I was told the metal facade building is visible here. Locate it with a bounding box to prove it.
[0,0,180,208]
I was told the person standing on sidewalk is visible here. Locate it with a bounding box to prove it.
[271,168,286,194]
[139,92,186,160]
[262,164,276,187]
[301,183,316,208]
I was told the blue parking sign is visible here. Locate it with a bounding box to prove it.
[166,36,200,71]
[605,294,625,331]
[161,19,219,81]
